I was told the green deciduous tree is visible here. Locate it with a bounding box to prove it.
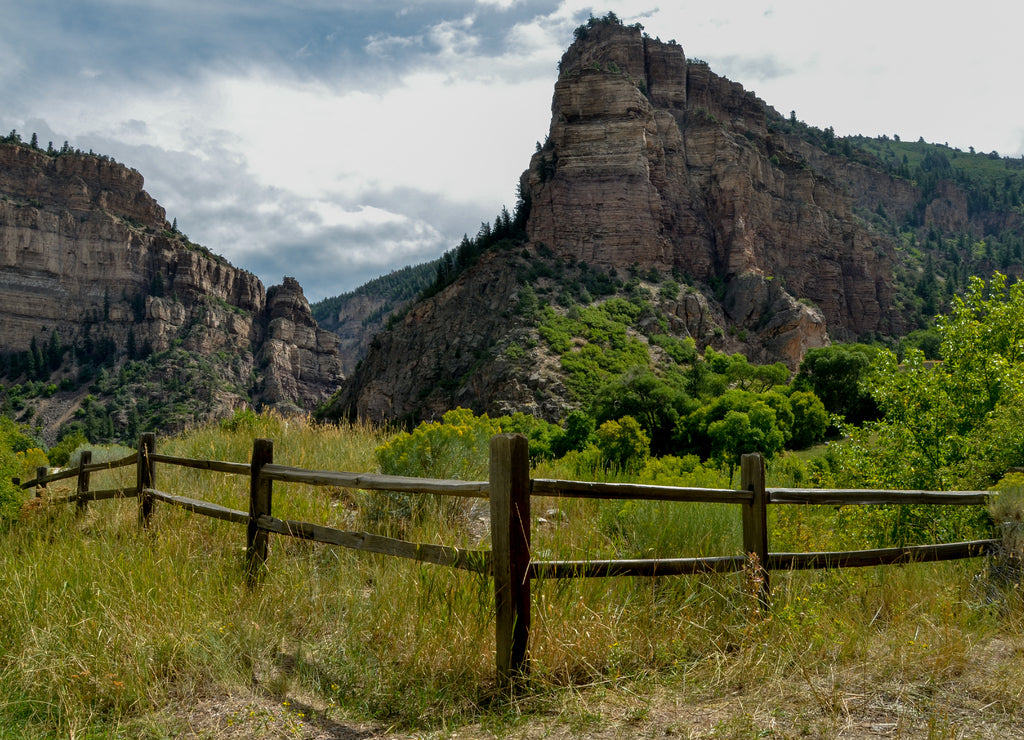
[678,389,792,461]
[836,273,1024,491]
[595,416,650,473]
[788,390,829,449]
[704,347,789,392]
[792,343,881,425]
[707,404,786,484]
[591,368,695,456]
[551,409,595,458]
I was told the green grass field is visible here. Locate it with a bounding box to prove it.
[2,415,1022,738]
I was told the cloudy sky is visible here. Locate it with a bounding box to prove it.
[4,1,1023,302]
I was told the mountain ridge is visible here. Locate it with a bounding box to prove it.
[319,15,1024,425]
[0,137,344,442]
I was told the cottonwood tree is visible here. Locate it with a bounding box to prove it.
[837,273,1024,491]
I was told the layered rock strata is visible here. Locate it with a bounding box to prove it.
[523,22,898,343]
[0,143,343,417]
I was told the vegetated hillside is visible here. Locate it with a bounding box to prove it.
[311,260,438,376]
[0,133,344,443]
[319,14,1024,426]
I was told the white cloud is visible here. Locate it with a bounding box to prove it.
[475,0,523,8]
[365,32,422,58]
[5,0,1024,302]
[428,16,481,58]
[184,38,553,208]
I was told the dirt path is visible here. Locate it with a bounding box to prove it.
[174,673,1024,740]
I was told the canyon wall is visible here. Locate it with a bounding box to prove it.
[0,143,343,421]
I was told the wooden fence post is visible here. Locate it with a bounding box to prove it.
[489,433,531,687]
[740,452,770,609]
[35,465,47,499]
[76,450,92,516]
[247,438,274,585]
[137,433,156,529]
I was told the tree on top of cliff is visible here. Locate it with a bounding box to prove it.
[421,195,530,301]
[573,11,644,41]
[1,130,115,162]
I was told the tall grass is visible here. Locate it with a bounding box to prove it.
[0,414,1020,738]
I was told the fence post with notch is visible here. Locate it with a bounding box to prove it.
[35,465,47,499]
[137,433,156,529]
[740,452,770,609]
[76,449,92,516]
[247,438,274,585]
[489,433,531,687]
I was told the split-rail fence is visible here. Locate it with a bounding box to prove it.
[14,432,1000,686]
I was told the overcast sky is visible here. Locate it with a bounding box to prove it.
[4,1,1023,302]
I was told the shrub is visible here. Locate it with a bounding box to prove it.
[0,446,21,523]
[374,408,499,523]
[551,410,595,458]
[48,430,88,467]
[659,279,680,301]
[788,390,829,449]
[496,412,560,461]
[220,407,261,432]
[15,448,49,481]
[595,416,650,473]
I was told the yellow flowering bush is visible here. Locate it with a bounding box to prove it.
[16,448,49,481]
[376,408,500,481]
[372,408,500,523]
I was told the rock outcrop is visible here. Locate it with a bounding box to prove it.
[318,19,1024,425]
[523,22,896,343]
[311,261,438,377]
[256,277,344,410]
[0,142,343,427]
[330,251,537,423]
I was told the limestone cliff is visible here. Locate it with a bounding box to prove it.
[256,277,345,411]
[0,142,343,436]
[328,22,878,424]
[319,11,1024,425]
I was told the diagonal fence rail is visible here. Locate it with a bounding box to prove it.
[14,432,1001,687]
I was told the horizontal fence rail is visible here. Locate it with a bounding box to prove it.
[48,487,139,507]
[256,514,490,573]
[147,488,249,525]
[259,463,489,497]
[531,478,752,503]
[768,539,1001,570]
[14,432,1003,689]
[531,555,747,579]
[767,487,992,506]
[18,451,138,488]
[148,453,250,476]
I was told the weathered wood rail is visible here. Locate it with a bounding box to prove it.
[15,432,1000,686]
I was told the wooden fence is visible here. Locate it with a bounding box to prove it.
[15,432,1001,686]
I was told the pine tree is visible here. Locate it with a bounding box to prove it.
[46,329,62,371]
[29,337,43,379]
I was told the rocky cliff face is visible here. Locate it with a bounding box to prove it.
[256,277,344,411]
[311,261,439,377]
[329,251,542,424]
[304,20,1024,426]
[524,22,897,343]
[0,142,343,430]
